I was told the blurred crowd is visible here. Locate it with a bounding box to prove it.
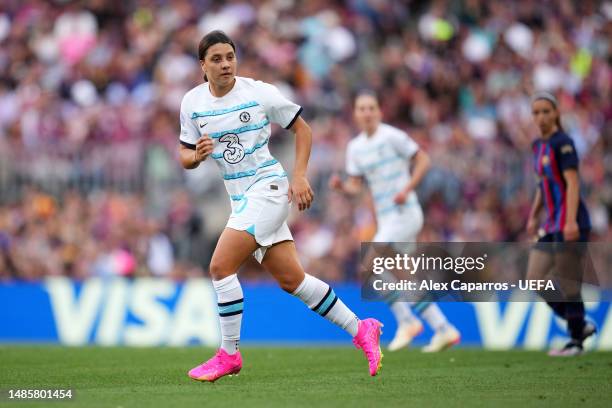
[0,0,610,281]
[0,188,209,279]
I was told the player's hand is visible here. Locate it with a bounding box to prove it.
[563,220,580,242]
[195,135,214,163]
[393,189,410,205]
[328,174,343,192]
[289,175,314,211]
[526,216,538,237]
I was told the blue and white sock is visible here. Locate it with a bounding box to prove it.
[292,274,359,337]
[377,271,418,325]
[212,274,243,355]
[412,301,450,332]
[390,302,418,325]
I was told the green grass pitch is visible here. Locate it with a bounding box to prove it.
[1,346,611,408]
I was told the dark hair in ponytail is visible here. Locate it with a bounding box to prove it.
[555,114,564,133]
[198,30,236,82]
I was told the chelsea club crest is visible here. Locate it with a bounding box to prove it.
[239,111,251,123]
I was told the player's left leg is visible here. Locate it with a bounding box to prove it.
[361,240,422,351]
[388,207,460,352]
[371,219,423,351]
[549,233,597,356]
[527,244,567,318]
[262,240,383,376]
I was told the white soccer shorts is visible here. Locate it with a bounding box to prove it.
[373,203,424,243]
[226,176,293,263]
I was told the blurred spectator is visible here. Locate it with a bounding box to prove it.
[0,0,610,281]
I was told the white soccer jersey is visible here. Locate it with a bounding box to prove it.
[345,123,421,221]
[179,76,302,200]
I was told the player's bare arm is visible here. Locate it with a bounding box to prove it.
[288,116,315,211]
[526,189,543,237]
[179,136,213,169]
[394,149,430,205]
[329,175,364,196]
[563,168,580,241]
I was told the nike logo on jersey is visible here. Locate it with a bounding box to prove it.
[199,122,208,128]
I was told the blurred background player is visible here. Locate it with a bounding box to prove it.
[330,92,460,352]
[526,91,596,356]
[180,31,383,381]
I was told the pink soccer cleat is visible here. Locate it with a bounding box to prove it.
[188,349,242,382]
[352,318,384,376]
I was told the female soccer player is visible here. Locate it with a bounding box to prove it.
[179,31,382,381]
[330,92,460,352]
[526,91,596,356]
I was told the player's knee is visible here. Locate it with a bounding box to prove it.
[209,260,231,281]
[277,276,301,293]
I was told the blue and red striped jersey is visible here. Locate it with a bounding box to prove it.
[532,131,591,233]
